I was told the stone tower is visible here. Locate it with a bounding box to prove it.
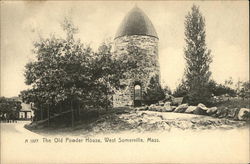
[113,6,160,107]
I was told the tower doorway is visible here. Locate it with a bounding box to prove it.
[134,84,142,107]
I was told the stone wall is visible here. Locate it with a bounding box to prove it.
[112,35,160,107]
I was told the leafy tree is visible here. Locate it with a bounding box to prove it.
[0,97,21,120]
[20,17,95,126]
[161,80,172,96]
[173,79,188,97]
[91,40,136,109]
[118,41,147,79]
[183,5,212,105]
[143,75,165,104]
[163,85,172,95]
[20,17,138,126]
[242,81,250,91]
[121,39,165,105]
[224,77,234,87]
[208,80,236,97]
[239,81,250,99]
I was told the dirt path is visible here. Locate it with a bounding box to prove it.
[1,121,41,136]
[24,110,248,136]
[1,119,249,163]
[87,110,248,134]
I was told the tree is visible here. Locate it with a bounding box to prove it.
[183,5,212,105]
[88,38,140,110]
[143,75,165,105]
[173,79,188,97]
[239,81,250,99]
[224,77,234,87]
[0,97,21,121]
[208,80,236,97]
[241,81,250,91]
[20,17,138,126]
[20,17,94,126]
[163,85,172,96]
[161,80,172,96]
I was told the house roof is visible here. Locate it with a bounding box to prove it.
[20,103,32,112]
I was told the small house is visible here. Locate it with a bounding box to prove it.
[19,103,34,120]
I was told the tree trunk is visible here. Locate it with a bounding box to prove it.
[47,105,50,127]
[60,102,62,113]
[41,104,43,121]
[59,102,62,123]
[35,108,38,123]
[106,86,108,110]
[71,99,74,128]
[77,101,80,120]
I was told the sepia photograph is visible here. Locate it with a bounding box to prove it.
[0,0,249,163]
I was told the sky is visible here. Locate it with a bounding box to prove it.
[1,1,249,97]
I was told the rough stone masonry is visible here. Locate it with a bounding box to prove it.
[112,6,160,107]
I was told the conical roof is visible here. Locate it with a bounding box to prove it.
[115,6,158,39]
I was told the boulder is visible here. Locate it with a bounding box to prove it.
[156,106,164,112]
[148,104,157,111]
[163,102,173,112]
[163,106,174,112]
[159,101,164,106]
[216,107,228,118]
[135,106,148,111]
[164,102,171,107]
[149,104,156,107]
[174,104,188,113]
[172,97,184,106]
[197,103,208,111]
[227,108,239,119]
[238,108,250,121]
[149,105,164,112]
[192,103,208,115]
[185,106,197,113]
[171,106,177,110]
[193,108,207,115]
[206,107,218,115]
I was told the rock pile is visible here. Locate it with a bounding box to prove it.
[136,102,250,121]
[174,104,188,113]
[117,111,247,132]
[238,108,250,121]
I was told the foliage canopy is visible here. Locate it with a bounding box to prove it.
[183,5,212,105]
